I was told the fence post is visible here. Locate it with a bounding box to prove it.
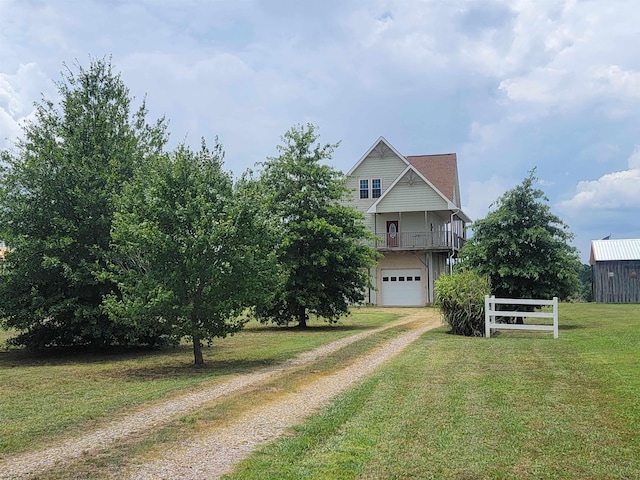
[485,295,490,338]
[553,297,558,339]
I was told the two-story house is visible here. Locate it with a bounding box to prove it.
[346,137,471,306]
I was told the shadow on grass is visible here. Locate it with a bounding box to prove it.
[0,344,191,367]
[0,324,374,372]
[252,323,374,333]
[0,345,282,377]
[111,358,281,380]
[558,324,583,330]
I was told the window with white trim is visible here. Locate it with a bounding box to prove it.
[359,179,369,199]
[358,178,382,199]
[372,178,381,198]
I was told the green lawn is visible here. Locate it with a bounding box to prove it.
[226,303,640,480]
[2,304,639,479]
[0,309,400,455]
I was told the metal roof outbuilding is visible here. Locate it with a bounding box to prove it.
[590,239,640,264]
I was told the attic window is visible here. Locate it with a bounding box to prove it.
[372,178,382,198]
[359,178,381,199]
[359,179,369,199]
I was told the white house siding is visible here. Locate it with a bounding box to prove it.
[371,212,430,238]
[373,212,405,236]
[400,211,426,232]
[374,180,449,213]
[346,151,407,212]
[372,212,447,237]
[362,212,376,233]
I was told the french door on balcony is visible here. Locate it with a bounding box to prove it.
[386,220,399,248]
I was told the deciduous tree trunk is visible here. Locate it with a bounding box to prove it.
[297,307,308,328]
[192,282,206,365]
[193,334,204,365]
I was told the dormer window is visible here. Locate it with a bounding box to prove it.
[359,178,382,199]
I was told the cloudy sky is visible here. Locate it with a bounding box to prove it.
[2,0,639,262]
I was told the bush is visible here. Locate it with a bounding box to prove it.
[434,271,490,336]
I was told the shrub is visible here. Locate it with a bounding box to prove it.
[434,271,490,336]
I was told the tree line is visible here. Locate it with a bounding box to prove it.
[0,58,378,364]
[1,57,587,357]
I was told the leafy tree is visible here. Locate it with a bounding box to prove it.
[255,124,379,328]
[0,57,168,349]
[459,170,581,308]
[104,141,277,365]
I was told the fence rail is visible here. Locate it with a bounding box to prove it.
[484,295,558,339]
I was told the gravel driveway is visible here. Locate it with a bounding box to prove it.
[1,309,440,479]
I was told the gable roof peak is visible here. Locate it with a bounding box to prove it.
[346,137,408,175]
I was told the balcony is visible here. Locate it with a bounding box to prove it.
[372,230,465,251]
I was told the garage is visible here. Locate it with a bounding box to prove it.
[380,269,423,306]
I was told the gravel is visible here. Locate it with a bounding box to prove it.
[0,309,439,479]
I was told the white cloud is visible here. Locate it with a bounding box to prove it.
[463,174,517,221]
[560,149,640,210]
[628,146,640,169]
[501,64,640,109]
[117,49,341,174]
[589,64,640,98]
[537,178,555,187]
[578,142,621,164]
[2,0,640,259]
[0,63,55,150]
[489,1,640,124]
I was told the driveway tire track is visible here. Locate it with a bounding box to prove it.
[1,309,438,479]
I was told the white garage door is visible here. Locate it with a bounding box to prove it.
[381,269,423,306]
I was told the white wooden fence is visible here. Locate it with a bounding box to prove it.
[484,295,558,339]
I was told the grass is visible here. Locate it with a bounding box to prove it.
[225,303,640,480]
[3,304,639,479]
[0,309,400,455]
[41,320,420,480]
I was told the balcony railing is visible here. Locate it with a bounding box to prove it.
[372,231,465,251]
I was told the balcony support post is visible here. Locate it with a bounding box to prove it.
[424,211,429,246]
[374,213,378,248]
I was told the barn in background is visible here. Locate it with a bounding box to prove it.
[590,239,640,303]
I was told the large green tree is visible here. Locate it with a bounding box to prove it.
[104,141,277,364]
[0,58,168,349]
[255,124,378,328]
[459,170,581,304]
